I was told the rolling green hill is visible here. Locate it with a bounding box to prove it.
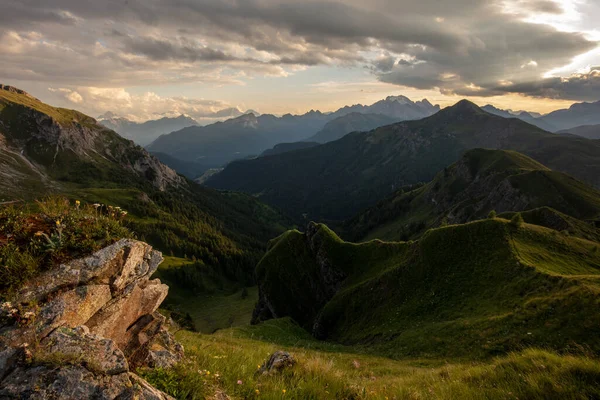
[207,100,600,221]
[345,148,600,242]
[253,220,600,359]
[0,85,289,287]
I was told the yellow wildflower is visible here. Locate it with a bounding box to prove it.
[282,389,286,394]
[55,220,61,226]
[255,389,260,395]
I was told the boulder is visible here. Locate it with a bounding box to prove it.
[257,351,296,375]
[0,239,180,399]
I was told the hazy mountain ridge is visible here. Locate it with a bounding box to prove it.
[539,100,600,131]
[206,100,600,221]
[146,95,440,167]
[99,114,198,146]
[481,104,556,132]
[308,112,401,143]
[558,124,600,139]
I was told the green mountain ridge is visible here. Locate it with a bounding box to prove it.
[345,148,600,242]
[206,100,600,221]
[253,219,600,359]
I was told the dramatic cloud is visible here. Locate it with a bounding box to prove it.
[48,86,243,123]
[0,0,598,115]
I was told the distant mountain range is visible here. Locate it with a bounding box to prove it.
[98,113,198,146]
[540,100,600,131]
[206,100,600,221]
[308,112,401,143]
[481,105,556,132]
[146,96,440,167]
[558,124,600,139]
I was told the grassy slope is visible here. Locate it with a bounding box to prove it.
[257,220,600,360]
[142,318,600,399]
[346,149,600,242]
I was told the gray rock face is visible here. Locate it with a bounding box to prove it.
[0,239,180,399]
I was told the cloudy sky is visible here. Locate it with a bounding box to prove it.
[0,0,599,122]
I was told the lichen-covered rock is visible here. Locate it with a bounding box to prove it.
[36,284,112,338]
[86,279,168,350]
[41,327,129,375]
[18,239,162,303]
[0,239,180,399]
[257,351,296,375]
[0,365,132,400]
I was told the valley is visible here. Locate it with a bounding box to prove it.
[2,84,600,399]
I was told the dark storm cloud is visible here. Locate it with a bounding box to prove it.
[0,0,598,100]
[491,67,600,101]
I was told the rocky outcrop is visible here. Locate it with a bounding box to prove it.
[256,351,296,376]
[0,85,185,192]
[0,239,182,399]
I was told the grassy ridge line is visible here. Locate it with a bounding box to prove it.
[255,219,600,360]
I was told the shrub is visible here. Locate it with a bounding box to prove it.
[510,212,524,228]
[488,210,497,219]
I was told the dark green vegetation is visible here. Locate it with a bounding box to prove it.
[0,85,290,295]
[0,197,131,293]
[345,148,600,242]
[260,142,319,157]
[207,100,600,221]
[308,112,400,143]
[254,220,600,360]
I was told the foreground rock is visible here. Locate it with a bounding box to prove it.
[0,239,182,399]
[257,351,296,376]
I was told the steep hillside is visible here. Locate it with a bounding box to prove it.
[309,113,400,143]
[99,114,198,146]
[558,124,600,139]
[346,149,600,242]
[0,85,289,287]
[254,220,600,359]
[207,100,600,220]
[0,84,183,193]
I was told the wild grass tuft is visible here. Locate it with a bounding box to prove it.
[0,196,132,294]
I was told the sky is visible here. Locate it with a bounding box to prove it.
[0,0,599,122]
